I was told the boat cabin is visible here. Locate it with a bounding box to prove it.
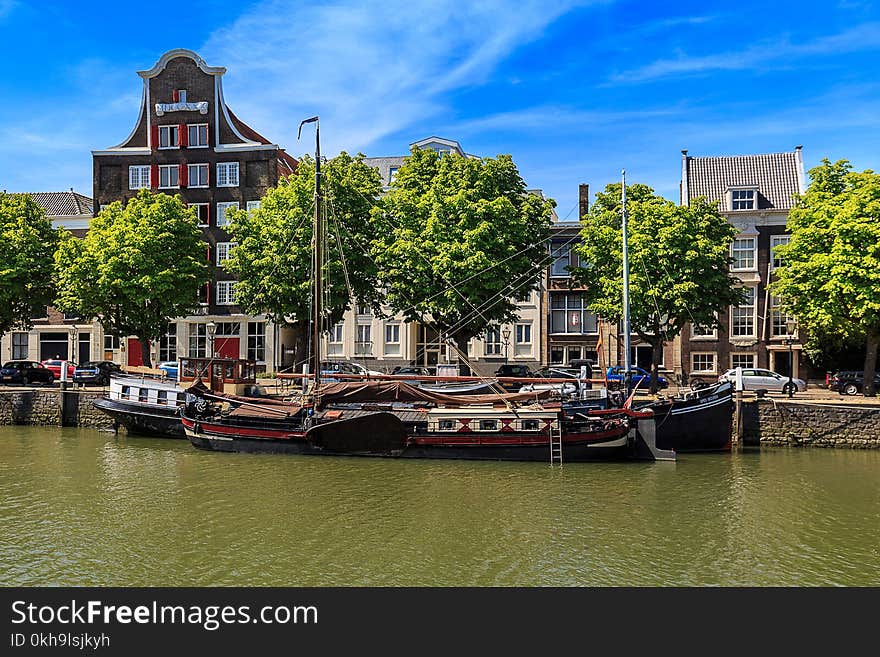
[180,358,257,395]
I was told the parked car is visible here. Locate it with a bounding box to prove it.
[494,364,534,378]
[391,366,433,377]
[321,360,384,380]
[157,361,179,380]
[73,361,122,385]
[41,359,77,379]
[605,366,669,391]
[0,361,55,385]
[828,370,880,396]
[718,368,806,394]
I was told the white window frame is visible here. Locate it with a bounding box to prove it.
[216,242,235,266]
[187,123,208,149]
[328,323,344,356]
[129,165,150,190]
[158,125,179,149]
[691,318,717,340]
[246,200,261,213]
[731,237,757,271]
[485,327,502,355]
[384,323,401,356]
[355,324,372,356]
[691,352,717,374]
[247,321,266,362]
[189,203,209,227]
[215,281,236,306]
[216,202,239,228]
[770,295,796,338]
[388,167,399,184]
[514,322,532,357]
[188,164,209,188]
[730,188,756,211]
[731,286,756,337]
[771,234,790,269]
[158,164,179,189]
[216,162,240,187]
[731,353,756,370]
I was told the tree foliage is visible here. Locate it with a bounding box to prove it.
[574,183,743,392]
[370,148,555,358]
[771,159,880,395]
[224,153,383,368]
[54,190,209,367]
[0,193,59,334]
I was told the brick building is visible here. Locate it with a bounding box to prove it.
[678,147,807,382]
[91,48,297,370]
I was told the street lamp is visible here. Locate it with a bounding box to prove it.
[502,327,511,364]
[786,318,797,398]
[206,321,217,359]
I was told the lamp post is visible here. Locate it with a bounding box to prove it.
[69,324,78,362]
[206,321,217,359]
[786,318,797,398]
[502,327,511,364]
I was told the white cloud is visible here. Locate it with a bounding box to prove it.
[200,0,591,156]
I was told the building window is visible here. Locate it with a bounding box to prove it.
[216,202,239,227]
[216,242,235,265]
[356,304,372,316]
[12,332,28,360]
[189,203,209,227]
[158,164,179,189]
[771,295,795,337]
[355,325,372,355]
[485,327,502,355]
[216,281,236,306]
[691,352,716,374]
[388,167,398,184]
[731,189,755,210]
[731,353,756,370]
[188,164,209,188]
[515,323,532,357]
[384,323,401,356]
[189,323,207,358]
[551,294,598,334]
[216,162,239,187]
[246,322,266,362]
[732,286,756,337]
[158,125,179,149]
[691,320,717,339]
[771,235,790,269]
[438,419,456,431]
[550,244,572,277]
[731,237,756,270]
[188,124,208,148]
[550,347,564,365]
[129,165,150,190]
[159,324,177,362]
[246,200,261,213]
[328,323,344,356]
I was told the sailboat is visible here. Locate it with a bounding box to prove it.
[180,123,672,462]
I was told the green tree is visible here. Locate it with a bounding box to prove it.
[0,193,59,334]
[55,190,209,367]
[224,153,383,369]
[574,183,743,393]
[771,159,880,396]
[370,148,554,363]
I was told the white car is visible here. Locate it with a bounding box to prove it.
[518,367,582,396]
[718,368,806,394]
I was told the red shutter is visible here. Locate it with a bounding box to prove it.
[150,164,159,189]
[205,164,210,186]
[205,245,211,261]
[205,125,210,147]
[179,124,188,148]
[172,90,179,103]
[179,163,188,188]
[150,125,159,150]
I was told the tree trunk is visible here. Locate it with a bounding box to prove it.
[649,338,664,395]
[288,322,310,374]
[864,330,879,397]
[140,338,152,369]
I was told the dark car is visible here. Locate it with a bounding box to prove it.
[391,366,433,376]
[494,364,535,391]
[73,361,122,385]
[828,370,880,396]
[605,366,669,391]
[0,361,55,385]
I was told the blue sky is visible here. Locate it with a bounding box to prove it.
[1,0,879,218]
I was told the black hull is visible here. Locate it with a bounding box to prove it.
[643,385,733,452]
[92,398,185,439]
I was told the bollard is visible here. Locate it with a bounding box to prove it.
[60,360,69,390]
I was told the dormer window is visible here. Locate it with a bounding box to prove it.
[177,90,187,103]
[730,188,756,210]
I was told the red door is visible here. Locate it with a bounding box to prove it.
[214,337,240,359]
[127,339,145,366]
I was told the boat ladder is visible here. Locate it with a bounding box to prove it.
[549,425,563,465]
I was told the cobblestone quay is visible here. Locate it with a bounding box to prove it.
[742,398,880,448]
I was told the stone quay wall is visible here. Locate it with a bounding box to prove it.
[0,389,114,430]
[740,399,880,448]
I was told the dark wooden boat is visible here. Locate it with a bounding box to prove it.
[93,374,186,438]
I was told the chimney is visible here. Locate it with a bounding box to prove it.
[680,149,690,206]
[578,183,590,219]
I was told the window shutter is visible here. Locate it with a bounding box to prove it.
[205,125,210,147]
[179,163,188,188]
[205,245,211,261]
[179,124,188,148]
[150,125,159,150]
[150,164,159,189]
[205,164,210,186]
[172,90,179,103]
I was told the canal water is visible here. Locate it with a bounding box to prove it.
[1,426,878,586]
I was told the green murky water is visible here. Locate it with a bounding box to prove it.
[1,426,877,586]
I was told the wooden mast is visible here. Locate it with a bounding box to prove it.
[298,116,321,387]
